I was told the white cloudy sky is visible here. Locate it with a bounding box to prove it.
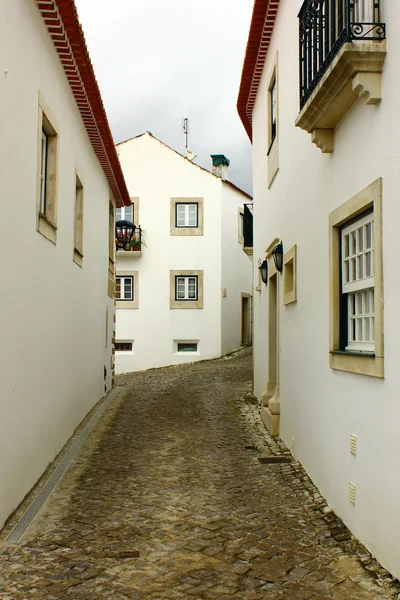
[74,0,254,194]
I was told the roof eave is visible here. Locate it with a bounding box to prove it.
[237,0,280,143]
[37,0,131,207]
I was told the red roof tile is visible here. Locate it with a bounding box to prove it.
[36,0,130,207]
[237,0,280,142]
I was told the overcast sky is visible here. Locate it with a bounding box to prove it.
[74,0,254,195]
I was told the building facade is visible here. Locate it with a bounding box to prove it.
[0,0,130,529]
[114,133,253,374]
[238,0,400,580]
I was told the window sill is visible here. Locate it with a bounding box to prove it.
[37,213,57,244]
[170,227,204,237]
[295,41,386,153]
[329,350,383,378]
[116,250,143,257]
[73,248,83,267]
[330,350,375,357]
[116,300,139,309]
[267,135,276,157]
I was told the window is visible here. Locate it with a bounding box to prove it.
[108,200,115,299]
[37,93,59,244]
[170,198,204,236]
[175,203,198,228]
[73,174,84,266]
[267,56,279,188]
[270,77,277,145]
[170,270,203,309]
[40,130,48,215]
[116,276,133,301]
[116,204,133,223]
[239,211,244,241]
[175,276,198,301]
[115,341,133,352]
[329,178,383,378]
[177,343,198,352]
[341,213,374,352]
[283,245,297,305]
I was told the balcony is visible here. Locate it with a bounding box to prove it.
[243,203,253,259]
[115,220,144,257]
[296,0,386,152]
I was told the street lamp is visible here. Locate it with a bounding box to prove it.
[272,242,283,273]
[259,259,269,285]
[115,219,135,251]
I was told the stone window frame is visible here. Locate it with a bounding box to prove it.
[36,92,59,244]
[170,270,204,309]
[267,52,279,189]
[108,195,115,299]
[73,169,84,267]
[283,245,297,306]
[115,270,139,309]
[170,198,204,236]
[238,207,244,244]
[329,178,383,378]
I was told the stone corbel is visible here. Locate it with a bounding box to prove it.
[352,72,382,105]
[311,129,334,154]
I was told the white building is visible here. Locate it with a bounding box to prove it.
[0,0,130,529]
[238,0,400,579]
[114,132,253,374]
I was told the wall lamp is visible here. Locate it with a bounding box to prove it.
[259,259,269,285]
[272,242,283,273]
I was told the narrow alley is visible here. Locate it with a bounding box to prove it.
[0,350,397,600]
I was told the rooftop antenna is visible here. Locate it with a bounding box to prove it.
[182,118,197,162]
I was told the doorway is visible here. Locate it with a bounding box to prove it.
[241,294,251,346]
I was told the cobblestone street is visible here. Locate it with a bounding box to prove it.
[0,349,399,599]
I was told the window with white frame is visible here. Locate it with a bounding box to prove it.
[116,205,134,223]
[175,203,198,228]
[175,276,198,301]
[116,275,134,301]
[341,212,374,352]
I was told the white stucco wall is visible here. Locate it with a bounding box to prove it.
[0,1,114,528]
[115,134,223,373]
[221,183,253,355]
[251,0,400,579]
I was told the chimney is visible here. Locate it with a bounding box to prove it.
[211,154,230,180]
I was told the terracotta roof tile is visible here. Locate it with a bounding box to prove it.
[36,0,130,207]
[237,0,280,142]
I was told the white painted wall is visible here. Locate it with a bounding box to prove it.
[221,183,253,355]
[0,1,114,528]
[251,0,400,578]
[115,134,252,373]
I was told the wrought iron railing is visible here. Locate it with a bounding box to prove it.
[243,203,253,249]
[115,224,143,251]
[299,0,386,108]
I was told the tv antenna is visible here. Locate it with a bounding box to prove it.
[182,118,197,161]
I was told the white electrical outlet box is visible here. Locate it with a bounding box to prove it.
[350,434,357,456]
[349,482,356,505]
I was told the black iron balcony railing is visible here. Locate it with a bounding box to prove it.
[115,221,143,251]
[243,203,253,249]
[299,0,386,109]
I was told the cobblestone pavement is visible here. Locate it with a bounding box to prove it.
[1,349,399,599]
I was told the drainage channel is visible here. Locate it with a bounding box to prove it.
[6,387,122,544]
